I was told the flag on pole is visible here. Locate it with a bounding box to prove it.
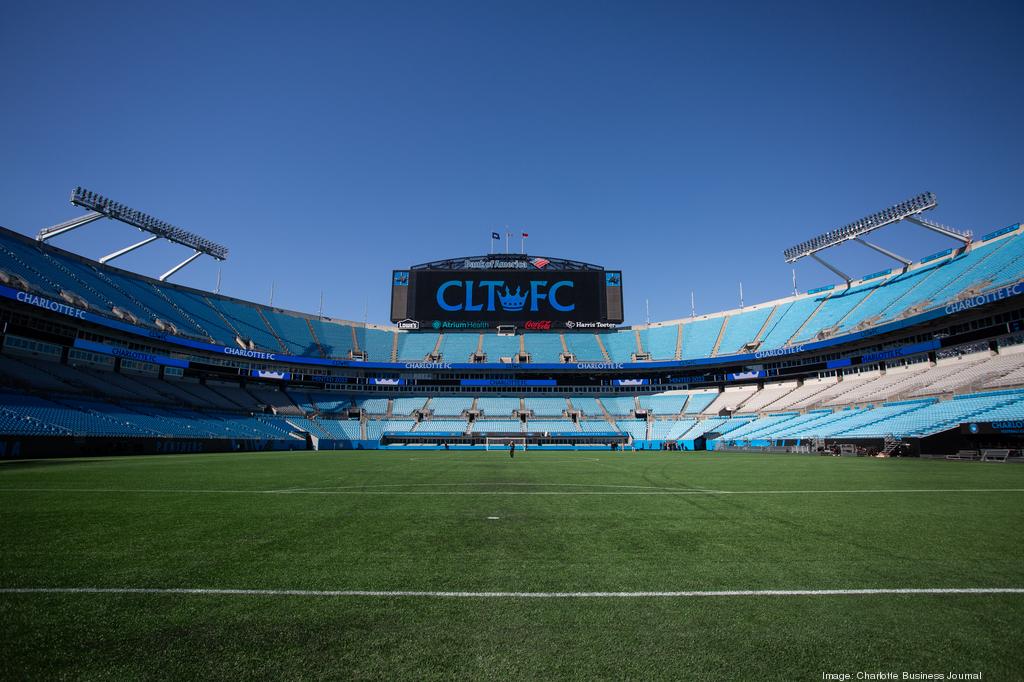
[491,232,500,240]
[521,232,528,238]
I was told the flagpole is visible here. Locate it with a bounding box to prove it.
[521,233,524,254]
[505,228,509,255]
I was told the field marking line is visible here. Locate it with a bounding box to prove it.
[405,457,602,463]
[2,487,1024,496]
[268,482,717,493]
[1,587,1022,599]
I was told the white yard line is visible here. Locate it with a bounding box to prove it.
[406,457,602,463]
[270,482,715,492]
[1,587,1022,599]
[1,487,1024,496]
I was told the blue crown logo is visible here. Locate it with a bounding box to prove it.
[498,286,527,311]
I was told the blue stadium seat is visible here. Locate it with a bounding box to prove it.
[638,325,678,360]
[471,419,523,433]
[564,333,605,360]
[792,284,874,342]
[359,328,396,362]
[602,331,638,362]
[680,317,724,359]
[429,396,474,416]
[600,395,636,416]
[392,396,428,415]
[568,397,603,415]
[638,393,687,415]
[396,332,438,361]
[438,333,479,362]
[716,308,773,356]
[524,397,568,416]
[615,420,647,439]
[262,310,321,356]
[475,396,520,417]
[309,319,356,359]
[480,334,522,361]
[523,334,563,363]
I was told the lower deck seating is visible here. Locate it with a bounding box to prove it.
[471,419,523,433]
[5,341,1024,448]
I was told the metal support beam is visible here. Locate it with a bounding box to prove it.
[36,211,104,241]
[905,215,971,244]
[159,250,202,282]
[810,253,852,285]
[853,237,911,266]
[99,235,161,264]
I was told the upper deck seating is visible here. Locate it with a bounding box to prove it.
[480,334,521,361]
[523,334,563,363]
[716,307,773,355]
[602,331,637,362]
[438,333,479,362]
[359,328,395,362]
[638,325,677,360]
[564,333,605,360]
[680,317,724,359]
[396,332,438,361]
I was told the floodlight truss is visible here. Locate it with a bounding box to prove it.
[36,187,229,281]
[782,192,971,264]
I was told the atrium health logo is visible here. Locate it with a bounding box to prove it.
[431,320,441,330]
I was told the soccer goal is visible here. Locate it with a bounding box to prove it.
[485,436,527,451]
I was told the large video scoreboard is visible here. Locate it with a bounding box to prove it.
[391,254,623,330]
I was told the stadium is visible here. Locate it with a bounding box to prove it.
[3,189,1024,458]
[2,187,1024,678]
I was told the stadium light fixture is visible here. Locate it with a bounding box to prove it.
[783,192,940,263]
[36,187,229,281]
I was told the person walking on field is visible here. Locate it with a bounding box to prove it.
[509,442,515,458]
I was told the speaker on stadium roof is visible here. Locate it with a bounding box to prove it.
[604,272,623,323]
[391,279,410,322]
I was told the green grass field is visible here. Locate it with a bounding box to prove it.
[2,450,1023,680]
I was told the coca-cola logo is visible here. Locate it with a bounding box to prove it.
[524,320,552,330]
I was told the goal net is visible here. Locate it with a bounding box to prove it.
[485,436,527,451]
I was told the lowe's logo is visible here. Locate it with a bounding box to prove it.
[436,280,574,312]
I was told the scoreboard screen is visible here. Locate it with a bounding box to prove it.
[391,256,623,330]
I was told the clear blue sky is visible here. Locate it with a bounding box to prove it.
[2,0,1021,326]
